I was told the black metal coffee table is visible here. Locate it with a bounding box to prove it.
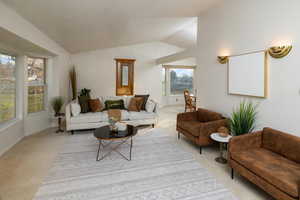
[94,125,137,161]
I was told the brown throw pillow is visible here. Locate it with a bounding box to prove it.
[135,94,149,110]
[88,99,102,112]
[128,97,143,112]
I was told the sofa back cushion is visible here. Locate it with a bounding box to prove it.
[262,128,300,163]
[197,108,223,122]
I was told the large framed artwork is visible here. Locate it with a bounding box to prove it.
[228,51,269,98]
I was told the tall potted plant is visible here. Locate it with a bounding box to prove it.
[51,96,65,133]
[229,100,258,136]
[51,96,65,117]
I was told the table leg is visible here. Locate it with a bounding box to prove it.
[56,117,64,133]
[129,136,133,161]
[215,143,227,164]
[96,140,102,161]
[96,138,133,162]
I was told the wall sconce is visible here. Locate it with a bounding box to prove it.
[268,45,292,58]
[217,56,229,64]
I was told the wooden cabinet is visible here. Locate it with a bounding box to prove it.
[115,58,135,96]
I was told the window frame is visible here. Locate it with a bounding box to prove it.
[27,56,47,114]
[0,52,17,125]
[162,65,196,96]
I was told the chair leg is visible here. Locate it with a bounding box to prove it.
[231,168,234,179]
[178,132,180,139]
[152,124,155,128]
[199,146,202,154]
[71,130,74,135]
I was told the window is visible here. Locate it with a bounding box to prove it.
[27,57,46,113]
[163,67,194,96]
[162,67,166,96]
[0,53,16,123]
[170,68,194,95]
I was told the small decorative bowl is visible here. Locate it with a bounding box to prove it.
[218,132,229,138]
[217,126,230,138]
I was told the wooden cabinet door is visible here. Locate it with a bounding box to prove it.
[115,58,135,96]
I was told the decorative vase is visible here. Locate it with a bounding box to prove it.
[108,117,118,132]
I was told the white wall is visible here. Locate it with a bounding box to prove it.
[196,0,300,134]
[71,42,183,105]
[0,2,71,155]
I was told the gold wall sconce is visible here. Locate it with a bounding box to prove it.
[217,56,229,64]
[218,45,292,64]
[268,45,292,58]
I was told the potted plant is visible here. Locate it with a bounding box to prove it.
[79,88,91,98]
[229,100,258,136]
[51,96,65,117]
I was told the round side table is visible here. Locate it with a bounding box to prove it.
[210,133,232,164]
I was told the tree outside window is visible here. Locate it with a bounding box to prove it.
[27,57,46,113]
[0,53,16,123]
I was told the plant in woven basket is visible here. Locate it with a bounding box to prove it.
[229,100,258,136]
[51,96,65,116]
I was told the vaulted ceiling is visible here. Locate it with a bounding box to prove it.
[1,0,222,53]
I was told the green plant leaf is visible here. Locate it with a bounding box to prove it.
[229,100,258,136]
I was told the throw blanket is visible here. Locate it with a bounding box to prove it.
[107,109,122,121]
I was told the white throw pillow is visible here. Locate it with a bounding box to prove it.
[146,100,156,113]
[71,103,81,116]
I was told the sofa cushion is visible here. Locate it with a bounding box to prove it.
[105,99,125,110]
[70,112,108,124]
[134,94,150,110]
[178,121,202,137]
[128,111,157,121]
[128,97,143,112]
[78,95,90,113]
[197,108,223,122]
[88,98,102,112]
[71,102,81,116]
[102,96,129,108]
[146,100,156,113]
[262,128,300,163]
[231,148,300,198]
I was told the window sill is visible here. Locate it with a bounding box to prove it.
[27,110,48,118]
[168,95,183,97]
[0,118,21,133]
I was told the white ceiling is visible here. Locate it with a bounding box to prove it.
[0,27,55,57]
[1,0,221,54]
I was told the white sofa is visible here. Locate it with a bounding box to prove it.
[65,96,158,132]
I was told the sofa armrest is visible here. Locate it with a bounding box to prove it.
[177,111,198,122]
[229,131,263,154]
[199,119,229,137]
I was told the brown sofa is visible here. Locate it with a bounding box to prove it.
[229,128,300,200]
[176,108,228,154]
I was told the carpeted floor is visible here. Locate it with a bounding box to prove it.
[33,128,238,200]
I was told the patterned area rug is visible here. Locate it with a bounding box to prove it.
[34,128,237,200]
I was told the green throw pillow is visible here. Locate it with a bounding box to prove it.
[105,100,125,110]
